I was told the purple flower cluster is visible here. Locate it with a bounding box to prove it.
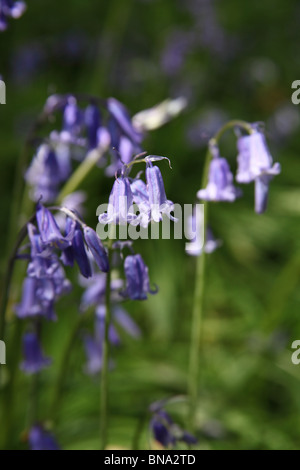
[197,129,281,214]
[16,203,109,374]
[99,157,175,228]
[150,407,197,448]
[26,95,145,203]
[0,0,26,31]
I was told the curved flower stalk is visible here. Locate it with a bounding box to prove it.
[188,120,281,431]
[0,0,26,31]
[197,124,281,213]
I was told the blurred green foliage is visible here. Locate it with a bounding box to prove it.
[1,0,300,450]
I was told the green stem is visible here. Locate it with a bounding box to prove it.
[50,314,88,423]
[56,146,107,204]
[187,204,208,430]
[100,246,113,450]
[187,146,211,430]
[1,319,23,449]
[187,120,254,429]
[0,215,36,341]
[211,119,254,143]
[28,373,39,427]
[132,413,148,451]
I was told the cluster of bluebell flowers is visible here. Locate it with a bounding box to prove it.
[99,156,176,228]
[25,95,145,203]
[16,203,109,375]
[197,126,281,214]
[0,0,26,31]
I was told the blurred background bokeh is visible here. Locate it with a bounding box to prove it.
[1,0,300,450]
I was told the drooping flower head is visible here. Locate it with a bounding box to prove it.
[29,425,60,450]
[83,226,109,273]
[236,130,281,213]
[36,204,73,250]
[145,157,176,223]
[25,144,69,203]
[150,408,198,449]
[122,254,157,301]
[85,103,101,150]
[20,332,51,375]
[16,223,71,321]
[197,154,241,202]
[130,178,151,228]
[98,172,136,226]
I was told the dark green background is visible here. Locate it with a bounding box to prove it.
[1,0,300,450]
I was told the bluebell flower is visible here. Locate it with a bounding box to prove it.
[0,0,26,31]
[83,226,109,273]
[98,175,137,225]
[130,178,151,228]
[113,305,141,339]
[150,410,176,448]
[29,425,60,450]
[254,174,273,214]
[85,104,101,149]
[36,204,73,250]
[80,273,123,311]
[105,99,143,175]
[150,409,197,448]
[16,277,47,319]
[197,156,242,202]
[60,217,76,267]
[236,131,281,214]
[20,332,51,375]
[25,144,67,203]
[122,254,157,301]
[83,335,103,375]
[63,97,83,139]
[16,222,71,320]
[145,160,176,223]
[236,131,281,182]
[107,98,143,146]
[72,227,92,278]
